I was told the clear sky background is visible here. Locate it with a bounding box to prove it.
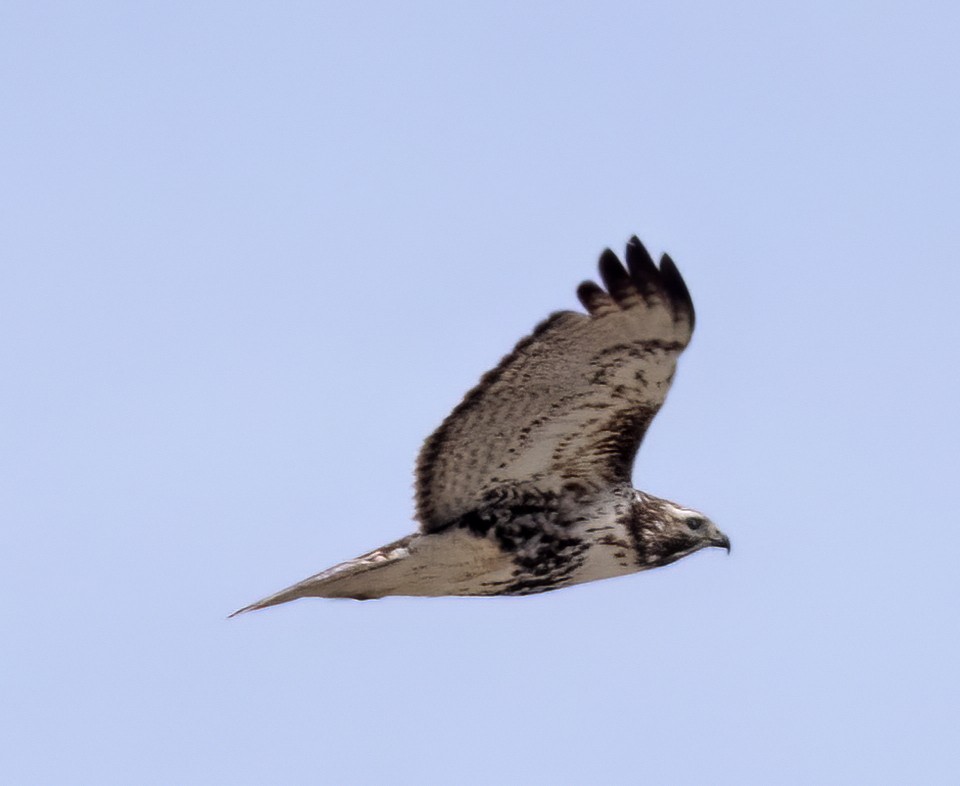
[3,2,959,784]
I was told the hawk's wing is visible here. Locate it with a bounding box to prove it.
[415,237,696,532]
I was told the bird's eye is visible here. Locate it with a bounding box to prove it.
[686,517,704,531]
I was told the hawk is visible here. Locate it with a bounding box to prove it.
[232,237,728,614]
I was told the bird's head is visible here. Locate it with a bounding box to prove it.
[631,491,730,567]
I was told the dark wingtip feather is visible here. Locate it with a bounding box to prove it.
[624,236,661,295]
[598,249,635,303]
[659,253,695,329]
[577,280,610,314]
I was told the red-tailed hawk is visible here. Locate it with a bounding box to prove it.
[232,237,728,614]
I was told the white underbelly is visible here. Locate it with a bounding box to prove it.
[567,523,640,586]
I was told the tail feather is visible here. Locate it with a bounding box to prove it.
[230,528,510,616]
[229,536,417,616]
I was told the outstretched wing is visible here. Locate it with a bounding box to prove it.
[415,237,696,532]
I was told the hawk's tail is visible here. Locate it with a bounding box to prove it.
[228,535,419,616]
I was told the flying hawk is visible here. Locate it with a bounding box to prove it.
[232,237,728,615]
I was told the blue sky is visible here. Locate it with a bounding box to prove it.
[3,2,959,783]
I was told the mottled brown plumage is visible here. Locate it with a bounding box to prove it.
[415,236,695,530]
[232,237,728,615]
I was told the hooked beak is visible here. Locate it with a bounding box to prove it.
[711,532,731,553]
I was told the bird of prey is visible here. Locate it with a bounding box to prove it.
[232,237,728,615]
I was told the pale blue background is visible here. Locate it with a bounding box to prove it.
[3,2,959,783]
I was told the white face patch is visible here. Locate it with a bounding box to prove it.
[663,502,708,529]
